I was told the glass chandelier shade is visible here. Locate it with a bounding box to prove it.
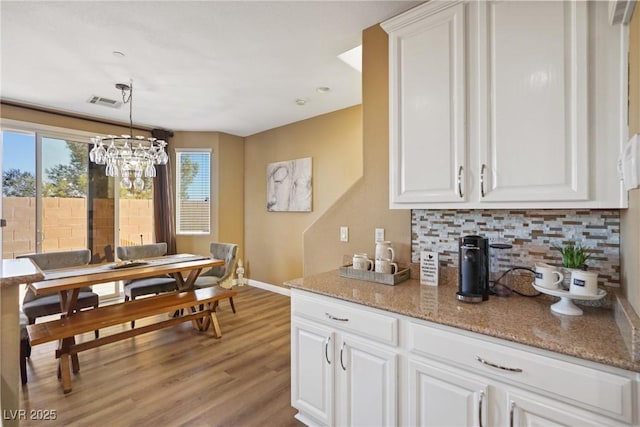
[89,81,168,191]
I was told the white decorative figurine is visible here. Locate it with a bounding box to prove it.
[234,258,246,287]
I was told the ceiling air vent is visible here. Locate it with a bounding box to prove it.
[87,95,122,109]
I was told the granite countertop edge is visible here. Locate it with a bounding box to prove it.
[1,259,44,288]
[286,270,640,374]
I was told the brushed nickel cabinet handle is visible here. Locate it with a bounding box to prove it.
[457,165,464,198]
[325,312,349,322]
[476,355,523,373]
[509,400,516,427]
[324,336,331,365]
[478,390,485,427]
[340,342,347,371]
[480,164,486,197]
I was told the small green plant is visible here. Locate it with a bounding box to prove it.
[552,243,592,269]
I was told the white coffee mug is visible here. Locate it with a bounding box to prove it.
[353,253,373,271]
[569,270,599,296]
[375,241,395,261]
[375,258,398,274]
[534,262,564,289]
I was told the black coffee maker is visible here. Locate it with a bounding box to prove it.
[457,235,490,303]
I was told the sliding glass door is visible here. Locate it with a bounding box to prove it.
[1,125,123,299]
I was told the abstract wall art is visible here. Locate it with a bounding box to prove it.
[266,157,312,212]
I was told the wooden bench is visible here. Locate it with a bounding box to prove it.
[27,286,237,393]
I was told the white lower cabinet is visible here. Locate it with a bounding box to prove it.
[291,291,398,427]
[505,388,626,427]
[408,358,490,426]
[408,356,633,427]
[408,321,637,426]
[291,319,334,426]
[339,335,397,427]
[291,289,639,427]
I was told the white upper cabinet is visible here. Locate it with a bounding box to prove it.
[382,0,629,209]
[476,1,588,202]
[386,2,467,204]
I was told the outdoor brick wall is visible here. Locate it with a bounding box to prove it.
[2,197,153,259]
[119,198,155,246]
[2,197,36,257]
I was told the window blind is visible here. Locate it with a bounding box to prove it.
[176,150,211,234]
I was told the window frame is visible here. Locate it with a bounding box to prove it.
[175,148,212,235]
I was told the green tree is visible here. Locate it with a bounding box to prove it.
[2,168,36,197]
[180,156,200,199]
[42,141,88,197]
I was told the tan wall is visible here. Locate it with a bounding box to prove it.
[171,131,245,260]
[303,26,411,276]
[244,106,363,285]
[621,9,640,313]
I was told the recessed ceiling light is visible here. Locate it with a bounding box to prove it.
[112,51,125,58]
[316,86,331,93]
[295,98,307,106]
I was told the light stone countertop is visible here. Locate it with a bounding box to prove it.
[0,259,44,288]
[287,269,640,373]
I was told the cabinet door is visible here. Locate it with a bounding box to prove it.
[387,2,467,205]
[291,319,334,426]
[506,390,621,427]
[339,335,398,427]
[475,0,588,202]
[408,358,490,427]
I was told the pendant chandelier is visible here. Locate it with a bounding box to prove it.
[89,80,168,191]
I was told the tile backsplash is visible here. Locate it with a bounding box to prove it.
[411,209,620,288]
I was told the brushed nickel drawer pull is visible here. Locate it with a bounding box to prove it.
[325,313,349,322]
[324,336,331,365]
[476,355,523,373]
[480,163,486,197]
[509,400,516,427]
[478,390,485,427]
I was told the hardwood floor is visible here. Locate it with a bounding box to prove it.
[20,286,303,427]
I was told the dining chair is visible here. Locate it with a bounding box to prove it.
[194,242,238,313]
[116,242,177,328]
[17,249,100,338]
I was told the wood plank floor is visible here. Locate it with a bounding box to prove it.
[20,286,303,427]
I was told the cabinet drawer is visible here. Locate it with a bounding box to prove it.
[408,321,634,422]
[292,292,398,346]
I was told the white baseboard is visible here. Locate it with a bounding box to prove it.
[247,279,291,297]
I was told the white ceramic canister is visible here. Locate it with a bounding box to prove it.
[375,241,395,261]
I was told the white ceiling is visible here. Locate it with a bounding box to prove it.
[0,1,421,137]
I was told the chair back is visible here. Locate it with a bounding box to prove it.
[17,249,92,303]
[207,243,238,282]
[17,249,91,270]
[117,242,168,261]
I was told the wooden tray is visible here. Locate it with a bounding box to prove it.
[339,264,410,286]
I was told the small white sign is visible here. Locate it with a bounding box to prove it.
[420,251,439,286]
